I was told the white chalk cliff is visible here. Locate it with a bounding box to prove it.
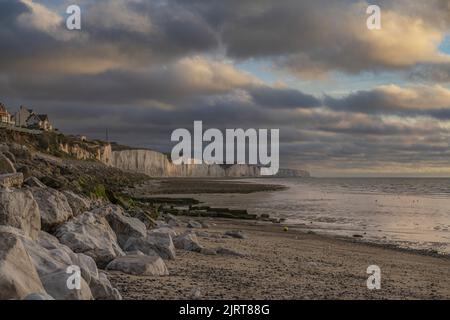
[107,149,309,178]
[107,149,261,177]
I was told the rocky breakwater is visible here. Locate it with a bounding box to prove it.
[0,145,262,300]
[109,149,263,177]
[0,147,166,300]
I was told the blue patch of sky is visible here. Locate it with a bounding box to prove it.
[439,34,450,54]
[236,59,409,98]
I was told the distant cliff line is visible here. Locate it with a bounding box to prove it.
[107,149,310,178]
[0,129,309,178]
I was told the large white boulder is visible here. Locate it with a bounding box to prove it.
[30,187,73,231]
[20,231,93,300]
[102,205,147,247]
[0,188,41,239]
[173,232,203,252]
[36,231,118,299]
[55,212,124,268]
[39,269,93,300]
[149,227,178,238]
[75,253,99,286]
[0,229,46,300]
[35,231,117,299]
[123,231,176,260]
[89,272,122,300]
[62,191,91,217]
[106,254,169,276]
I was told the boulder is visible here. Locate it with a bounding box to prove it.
[149,227,178,238]
[187,220,202,229]
[30,187,73,231]
[173,232,203,252]
[89,272,122,300]
[224,230,247,239]
[0,188,40,239]
[36,231,80,264]
[24,176,46,188]
[39,269,93,300]
[0,230,45,300]
[123,231,176,260]
[20,232,96,300]
[195,231,210,238]
[106,254,169,276]
[131,209,156,229]
[125,250,145,256]
[165,214,180,227]
[55,212,124,268]
[200,221,211,229]
[0,172,24,188]
[103,205,147,247]
[22,237,73,277]
[62,191,91,217]
[34,233,117,300]
[23,292,55,300]
[75,253,98,286]
[0,152,16,174]
[37,230,64,250]
[155,220,171,228]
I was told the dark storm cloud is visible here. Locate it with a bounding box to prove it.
[2,0,448,76]
[172,0,450,75]
[324,85,450,119]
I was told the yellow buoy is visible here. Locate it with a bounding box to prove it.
[283,226,289,232]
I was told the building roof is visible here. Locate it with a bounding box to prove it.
[19,105,33,113]
[37,114,49,121]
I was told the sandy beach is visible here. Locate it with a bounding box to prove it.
[109,217,450,300]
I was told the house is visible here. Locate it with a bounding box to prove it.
[0,103,14,125]
[12,105,53,131]
[13,105,33,127]
[26,113,53,131]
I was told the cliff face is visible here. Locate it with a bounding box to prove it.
[108,149,263,177]
[0,129,112,163]
[59,142,112,163]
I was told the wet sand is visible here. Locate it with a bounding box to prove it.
[131,178,286,195]
[108,217,450,300]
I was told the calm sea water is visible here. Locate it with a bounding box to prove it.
[183,178,450,255]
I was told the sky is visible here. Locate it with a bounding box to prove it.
[1,0,450,177]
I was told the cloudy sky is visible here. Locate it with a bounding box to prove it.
[2,0,450,176]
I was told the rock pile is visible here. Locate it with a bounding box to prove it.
[0,143,248,300]
[0,145,170,300]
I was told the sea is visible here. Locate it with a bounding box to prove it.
[183,178,450,255]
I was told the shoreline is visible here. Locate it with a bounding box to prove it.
[130,178,450,259]
[107,177,450,299]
